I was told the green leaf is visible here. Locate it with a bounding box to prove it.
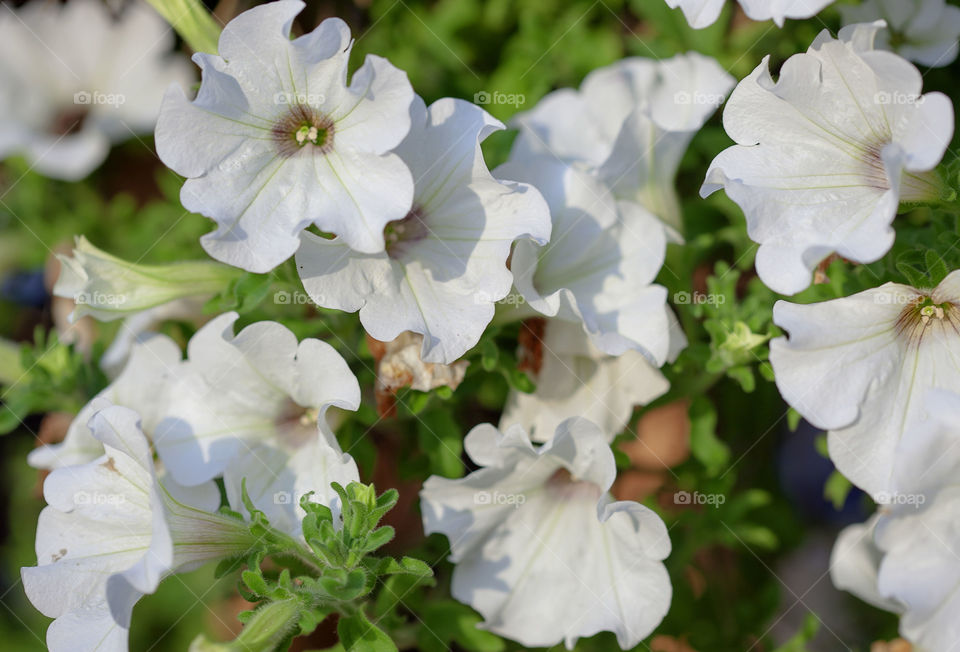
[241,570,269,597]
[787,407,802,432]
[337,613,398,652]
[824,470,852,510]
[688,397,730,477]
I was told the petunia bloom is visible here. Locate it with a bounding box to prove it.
[22,405,254,652]
[841,0,960,68]
[297,96,550,364]
[53,236,240,322]
[0,0,192,180]
[702,22,954,295]
[511,52,733,236]
[421,417,672,649]
[831,389,960,651]
[156,0,416,272]
[500,319,671,442]
[497,156,682,364]
[769,270,960,498]
[27,334,182,471]
[665,0,835,29]
[152,312,361,533]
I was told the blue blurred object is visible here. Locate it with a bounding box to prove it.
[1,269,47,309]
[777,420,869,525]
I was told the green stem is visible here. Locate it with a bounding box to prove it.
[145,0,221,54]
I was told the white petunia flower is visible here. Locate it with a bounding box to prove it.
[0,0,192,180]
[98,297,208,377]
[22,405,254,652]
[27,333,183,471]
[297,96,550,364]
[155,0,416,272]
[53,236,239,322]
[831,389,960,651]
[769,270,960,498]
[500,320,670,442]
[420,417,672,649]
[665,0,834,29]
[152,312,361,531]
[702,23,954,295]
[841,0,960,68]
[497,156,681,364]
[511,53,733,235]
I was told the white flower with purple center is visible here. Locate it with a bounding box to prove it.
[156,0,416,272]
[296,96,551,364]
[421,417,672,649]
[702,23,954,295]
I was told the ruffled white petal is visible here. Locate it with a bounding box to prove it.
[703,25,953,294]
[155,3,416,270]
[298,97,550,364]
[223,428,359,537]
[501,320,670,442]
[770,273,960,498]
[501,157,674,363]
[421,418,671,649]
[28,334,183,471]
[841,0,960,67]
[153,313,360,486]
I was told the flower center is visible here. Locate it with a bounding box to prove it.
[275,400,320,448]
[50,107,88,136]
[271,104,334,158]
[895,295,959,347]
[384,206,429,259]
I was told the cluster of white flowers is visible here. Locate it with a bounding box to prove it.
[20,0,960,648]
[696,17,960,650]
[27,0,760,645]
[665,0,835,29]
[24,312,363,650]
[0,0,192,180]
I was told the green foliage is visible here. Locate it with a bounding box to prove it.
[206,481,433,652]
[0,329,106,434]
